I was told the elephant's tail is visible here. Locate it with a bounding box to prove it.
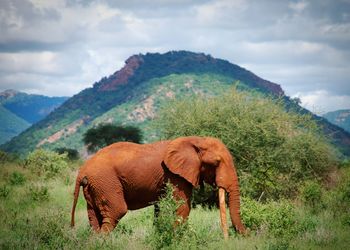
[71,174,87,227]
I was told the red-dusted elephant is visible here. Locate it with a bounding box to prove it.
[71,136,246,238]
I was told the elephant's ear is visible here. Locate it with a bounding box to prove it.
[164,137,202,187]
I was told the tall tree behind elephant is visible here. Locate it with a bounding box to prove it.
[71,136,246,238]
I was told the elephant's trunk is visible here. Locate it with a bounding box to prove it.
[227,173,246,234]
[216,160,246,236]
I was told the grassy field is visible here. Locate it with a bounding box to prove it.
[1,158,350,250]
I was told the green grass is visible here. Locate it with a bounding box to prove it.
[0,159,349,249]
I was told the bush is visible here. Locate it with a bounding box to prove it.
[300,181,323,209]
[24,149,68,178]
[0,184,10,198]
[155,88,338,200]
[241,197,317,239]
[29,185,49,202]
[54,147,79,161]
[266,201,298,238]
[9,171,26,186]
[240,197,266,231]
[149,183,191,249]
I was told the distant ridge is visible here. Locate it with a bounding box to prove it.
[323,109,350,133]
[0,90,68,144]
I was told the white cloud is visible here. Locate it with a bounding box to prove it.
[0,0,349,112]
[293,90,350,114]
[289,0,308,13]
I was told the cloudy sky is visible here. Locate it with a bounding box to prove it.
[0,0,349,114]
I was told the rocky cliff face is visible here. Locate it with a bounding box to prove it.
[97,55,144,91]
[92,51,285,96]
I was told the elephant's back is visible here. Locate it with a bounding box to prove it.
[81,140,169,175]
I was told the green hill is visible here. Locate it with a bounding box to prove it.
[323,109,350,133]
[1,51,350,156]
[0,105,30,144]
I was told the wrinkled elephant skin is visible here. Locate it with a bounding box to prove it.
[71,136,246,236]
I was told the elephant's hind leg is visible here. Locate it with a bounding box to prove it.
[99,191,128,233]
[87,203,102,231]
[83,186,103,231]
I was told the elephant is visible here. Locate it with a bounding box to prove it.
[71,136,246,238]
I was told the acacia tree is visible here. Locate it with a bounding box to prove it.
[83,124,142,153]
[154,88,338,200]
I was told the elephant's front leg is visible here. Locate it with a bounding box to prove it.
[169,177,193,222]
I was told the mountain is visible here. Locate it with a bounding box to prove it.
[0,89,69,124]
[0,90,68,144]
[323,110,350,133]
[1,51,349,157]
[0,105,30,144]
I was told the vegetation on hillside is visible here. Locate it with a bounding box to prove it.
[1,73,243,155]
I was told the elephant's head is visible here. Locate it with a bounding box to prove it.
[164,136,246,237]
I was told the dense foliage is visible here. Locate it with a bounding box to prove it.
[155,88,338,199]
[83,124,143,153]
[54,147,80,160]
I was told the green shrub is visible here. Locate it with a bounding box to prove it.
[54,147,79,161]
[29,185,49,202]
[9,171,26,186]
[300,180,323,209]
[149,183,191,249]
[0,184,10,198]
[154,88,338,200]
[240,197,266,230]
[241,197,312,239]
[24,149,68,178]
[266,201,298,238]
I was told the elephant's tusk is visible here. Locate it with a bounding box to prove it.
[218,187,229,240]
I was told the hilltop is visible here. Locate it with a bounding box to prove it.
[1,51,349,156]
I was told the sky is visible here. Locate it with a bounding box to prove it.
[0,0,349,114]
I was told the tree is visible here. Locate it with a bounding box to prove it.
[83,124,142,153]
[54,147,79,160]
[154,88,338,200]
